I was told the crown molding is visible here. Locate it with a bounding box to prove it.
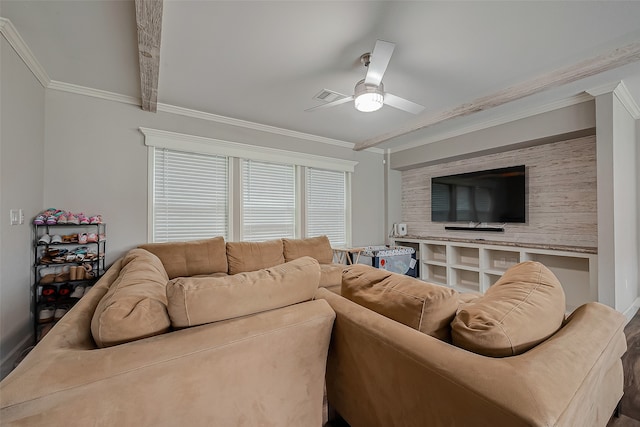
[587,80,640,119]
[0,17,50,87]
[390,92,594,153]
[0,16,378,156]
[614,81,640,119]
[157,103,384,154]
[48,80,141,106]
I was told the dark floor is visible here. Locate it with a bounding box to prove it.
[325,308,640,427]
[608,308,640,426]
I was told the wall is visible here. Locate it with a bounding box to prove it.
[400,135,597,247]
[43,90,386,265]
[390,101,596,171]
[594,88,638,313]
[0,36,45,376]
[384,152,403,243]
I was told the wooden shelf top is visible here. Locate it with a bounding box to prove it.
[394,235,597,255]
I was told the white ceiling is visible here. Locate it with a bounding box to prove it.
[2,1,640,151]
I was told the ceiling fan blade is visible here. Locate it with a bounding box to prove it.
[364,40,395,86]
[305,95,354,112]
[384,93,425,114]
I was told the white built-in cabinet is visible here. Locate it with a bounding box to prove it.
[391,237,597,313]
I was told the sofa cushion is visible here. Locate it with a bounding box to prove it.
[138,236,227,279]
[226,239,284,275]
[166,256,321,328]
[341,264,459,341]
[91,249,170,348]
[283,235,334,264]
[319,263,343,288]
[451,261,566,357]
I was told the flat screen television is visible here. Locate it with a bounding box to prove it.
[431,165,526,223]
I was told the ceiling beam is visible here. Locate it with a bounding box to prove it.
[135,0,163,112]
[354,41,640,151]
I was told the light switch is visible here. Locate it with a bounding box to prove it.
[10,209,19,225]
[19,209,24,224]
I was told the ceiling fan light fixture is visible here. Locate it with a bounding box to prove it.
[354,80,384,112]
[355,92,384,112]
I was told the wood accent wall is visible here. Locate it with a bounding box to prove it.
[401,135,597,247]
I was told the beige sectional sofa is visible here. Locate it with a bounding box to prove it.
[1,235,627,427]
[319,261,628,427]
[0,236,339,426]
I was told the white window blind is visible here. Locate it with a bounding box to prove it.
[153,148,228,242]
[241,159,295,241]
[306,168,346,247]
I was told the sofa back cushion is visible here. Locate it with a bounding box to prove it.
[91,249,170,348]
[166,256,321,328]
[283,235,334,264]
[226,239,284,275]
[342,264,459,341]
[138,237,227,279]
[451,261,566,357]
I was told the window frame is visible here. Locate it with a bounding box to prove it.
[143,127,356,246]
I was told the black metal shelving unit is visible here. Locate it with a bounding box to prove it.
[32,223,107,342]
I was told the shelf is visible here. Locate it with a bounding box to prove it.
[423,263,447,286]
[32,222,107,344]
[483,272,503,288]
[35,223,104,227]
[424,243,447,263]
[391,236,597,313]
[484,269,507,276]
[37,241,103,247]
[451,246,480,268]
[484,249,520,272]
[451,268,480,293]
[423,260,447,267]
[450,264,479,273]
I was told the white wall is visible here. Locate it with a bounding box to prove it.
[43,90,386,263]
[611,92,638,313]
[0,36,45,376]
[594,88,639,314]
[390,101,595,170]
[384,152,403,243]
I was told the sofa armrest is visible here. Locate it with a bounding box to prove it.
[318,288,626,427]
[1,299,335,426]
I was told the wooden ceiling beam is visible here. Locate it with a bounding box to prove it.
[135,0,163,112]
[354,41,640,151]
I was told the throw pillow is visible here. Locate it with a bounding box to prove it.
[91,249,170,348]
[166,256,321,328]
[342,264,459,341]
[451,261,566,357]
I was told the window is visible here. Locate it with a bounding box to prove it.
[153,148,228,242]
[306,168,347,247]
[241,160,295,241]
[143,127,357,245]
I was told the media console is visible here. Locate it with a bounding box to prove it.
[390,236,597,313]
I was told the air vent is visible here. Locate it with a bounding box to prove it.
[313,89,347,103]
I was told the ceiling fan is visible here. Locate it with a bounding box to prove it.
[306,40,425,114]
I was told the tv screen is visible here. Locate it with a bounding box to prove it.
[431,165,526,223]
